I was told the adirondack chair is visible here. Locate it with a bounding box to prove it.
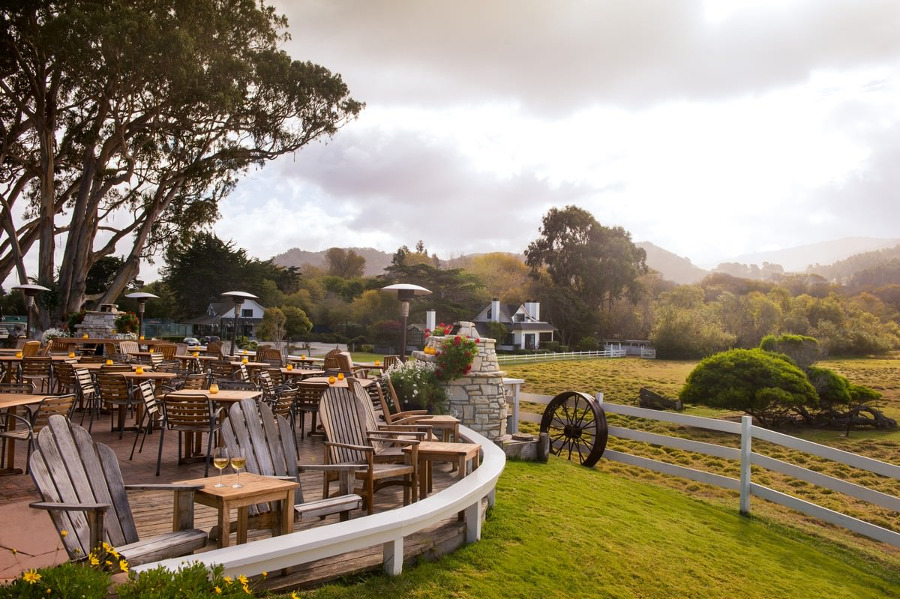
[219,398,362,533]
[319,385,419,514]
[28,415,207,565]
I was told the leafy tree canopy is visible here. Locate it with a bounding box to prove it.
[0,0,362,327]
[325,248,366,279]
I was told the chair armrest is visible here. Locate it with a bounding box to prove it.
[30,501,110,513]
[367,434,420,446]
[323,441,373,453]
[299,463,365,472]
[394,409,429,418]
[124,483,204,492]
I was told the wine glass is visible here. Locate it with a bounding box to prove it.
[230,448,246,488]
[213,447,229,488]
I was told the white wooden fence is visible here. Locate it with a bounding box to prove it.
[514,389,900,547]
[133,424,505,578]
[496,348,626,365]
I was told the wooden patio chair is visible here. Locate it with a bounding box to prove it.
[22,340,41,357]
[20,356,52,393]
[28,414,207,565]
[256,346,283,367]
[383,376,429,421]
[319,385,419,514]
[294,380,327,439]
[96,372,134,438]
[155,344,177,360]
[382,355,401,370]
[219,398,362,534]
[0,393,76,473]
[129,380,164,461]
[158,392,224,477]
[322,348,342,373]
[73,368,100,431]
[53,361,77,394]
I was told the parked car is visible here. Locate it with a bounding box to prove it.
[201,335,220,345]
[183,337,200,347]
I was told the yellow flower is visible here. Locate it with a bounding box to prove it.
[215,586,222,594]
[261,571,268,578]
[119,559,129,572]
[224,576,232,583]
[23,570,41,584]
[60,530,68,537]
[242,583,251,594]
[238,575,248,585]
[89,556,100,566]
[292,592,301,599]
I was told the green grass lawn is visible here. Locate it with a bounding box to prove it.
[297,458,900,598]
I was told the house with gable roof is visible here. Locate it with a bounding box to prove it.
[472,298,556,350]
[186,298,266,339]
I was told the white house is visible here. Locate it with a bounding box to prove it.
[472,299,556,350]
[187,299,266,338]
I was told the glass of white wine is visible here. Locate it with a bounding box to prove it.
[213,447,229,488]
[230,447,246,488]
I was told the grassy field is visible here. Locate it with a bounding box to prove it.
[298,459,900,598]
[503,355,900,546]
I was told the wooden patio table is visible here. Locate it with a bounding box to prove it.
[174,472,299,548]
[167,388,263,405]
[0,393,50,475]
[411,441,482,498]
[302,376,374,389]
[279,367,326,379]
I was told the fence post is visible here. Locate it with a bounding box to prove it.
[740,415,752,514]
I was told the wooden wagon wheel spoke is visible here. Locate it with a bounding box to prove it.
[539,390,608,467]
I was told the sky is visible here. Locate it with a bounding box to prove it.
[205,0,900,273]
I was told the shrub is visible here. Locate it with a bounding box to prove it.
[0,562,110,598]
[575,336,600,351]
[117,562,263,598]
[114,311,140,334]
[679,348,818,427]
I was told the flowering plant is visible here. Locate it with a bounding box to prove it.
[385,360,448,413]
[435,335,479,381]
[114,311,140,333]
[425,322,453,337]
[40,327,67,343]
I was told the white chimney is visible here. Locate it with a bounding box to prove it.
[491,298,501,323]
[426,309,436,332]
[526,300,540,321]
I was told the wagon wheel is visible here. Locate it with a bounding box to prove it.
[540,391,608,467]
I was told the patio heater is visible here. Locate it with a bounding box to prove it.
[12,283,50,340]
[124,291,159,339]
[221,291,258,357]
[381,283,431,359]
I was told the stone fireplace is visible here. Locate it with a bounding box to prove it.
[413,321,508,441]
[75,304,120,338]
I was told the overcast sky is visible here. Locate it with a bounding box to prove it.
[207,0,900,271]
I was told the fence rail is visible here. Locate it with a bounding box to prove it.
[496,348,626,365]
[509,388,900,547]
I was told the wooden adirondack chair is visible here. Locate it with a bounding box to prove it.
[28,415,207,565]
[219,399,362,533]
[319,385,419,514]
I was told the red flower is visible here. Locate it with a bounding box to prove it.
[454,336,461,345]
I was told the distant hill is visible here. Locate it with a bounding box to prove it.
[272,247,393,277]
[807,244,900,285]
[726,237,900,273]
[636,242,708,284]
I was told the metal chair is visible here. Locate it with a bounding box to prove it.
[0,393,76,473]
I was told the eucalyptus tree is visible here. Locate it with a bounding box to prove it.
[0,0,362,325]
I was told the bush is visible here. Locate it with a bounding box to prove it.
[575,336,599,351]
[117,562,262,598]
[433,335,478,381]
[543,341,561,352]
[386,360,448,413]
[679,348,818,427]
[0,562,110,598]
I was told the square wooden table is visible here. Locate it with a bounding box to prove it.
[415,415,460,442]
[413,441,482,498]
[167,388,262,405]
[175,472,299,548]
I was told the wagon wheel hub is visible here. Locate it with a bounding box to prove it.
[564,424,583,439]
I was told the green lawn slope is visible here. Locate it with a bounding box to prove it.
[298,458,900,599]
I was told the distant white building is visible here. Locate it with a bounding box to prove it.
[472,299,556,350]
[187,299,266,338]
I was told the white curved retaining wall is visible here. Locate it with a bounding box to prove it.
[134,424,506,578]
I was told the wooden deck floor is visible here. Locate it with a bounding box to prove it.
[0,407,473,589]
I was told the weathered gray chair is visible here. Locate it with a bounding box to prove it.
[28,415,207,565]
[220,399,362,533]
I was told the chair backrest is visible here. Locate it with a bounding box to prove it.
[22,340,41,357]
[294,380,328,409]
[48,339,73,354]
[336,352,355,375]
[382,355,401,370]
[0,382,35,394]
[384,376,404,414]
[257,347,282,366]
[74,368,96,398]
[319,385,371,465]
[179,373,208,390]
[155,344,177,360]
[347,378,381,433]
[135,380,162,422]
[206,341,223,358]
[29,415,139,559]
[30,394,77,432]
[209,360,234,381]
[163,393,213,430]
[215,380,257,390]
[221,399,303,505]
[54,361,77,392]
[258,370,275,396]
[322,348,342,371]
[100,363,132,373]
[119,340,140,355]
[175,343,189,355]
[269,385,297,421]
[21,356,52,376]
[96,372,130,401]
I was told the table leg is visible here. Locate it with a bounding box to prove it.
[218,500,231,548]
[0,406,22,476]
[279,490,293,537]
[237,507,249,545]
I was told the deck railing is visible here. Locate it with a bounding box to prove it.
[133,424,506,578]
[515,392,900,547]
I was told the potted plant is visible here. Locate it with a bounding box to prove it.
[385,360,448,413]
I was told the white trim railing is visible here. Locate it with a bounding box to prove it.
[496,348,626,365]
[516,393,900,547]
[133,425,505,578]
